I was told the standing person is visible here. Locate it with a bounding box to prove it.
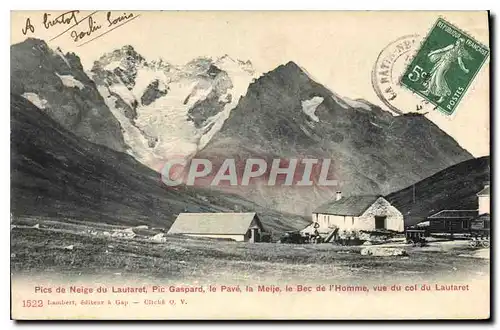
[421,38,473,103]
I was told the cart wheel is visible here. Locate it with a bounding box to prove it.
[481,240,490,248]
[407,239,414,245]
[415,241,423,248]
[469,240,478,248]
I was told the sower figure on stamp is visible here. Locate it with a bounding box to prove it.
[421,38,473,103]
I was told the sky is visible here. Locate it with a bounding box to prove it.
[11,11,490,156]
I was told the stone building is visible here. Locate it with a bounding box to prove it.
[477,184,490,215]
[312,193,404,232]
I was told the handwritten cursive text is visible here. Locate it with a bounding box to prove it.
[70,16,101,42]
[21,18,35,35]
[43,11,80,29]
[107,12,134,27]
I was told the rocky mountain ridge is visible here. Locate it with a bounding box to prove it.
[11,38,126,152]
[196,61,473,215]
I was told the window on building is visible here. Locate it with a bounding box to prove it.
[462,220,469,229]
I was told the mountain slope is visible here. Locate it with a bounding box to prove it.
[196,61,473,215]
[11,38,126,152]
[385,156,490,226]
[90,46,256,167]
[11,94,308,233]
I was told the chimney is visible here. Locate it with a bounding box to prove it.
[336,191,342,201]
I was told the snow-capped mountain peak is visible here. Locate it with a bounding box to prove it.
[91,46,257,167]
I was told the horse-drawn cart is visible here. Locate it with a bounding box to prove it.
[405,228,427,247]
[468,214,490,248]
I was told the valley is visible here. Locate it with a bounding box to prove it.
[11,217,489,283]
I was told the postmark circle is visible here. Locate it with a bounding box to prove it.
[372,35,434,115]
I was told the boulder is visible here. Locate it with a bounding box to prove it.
[150,233,167,242]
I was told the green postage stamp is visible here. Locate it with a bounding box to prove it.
[400,18,489,115]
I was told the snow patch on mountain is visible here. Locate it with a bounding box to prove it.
[97,85,154,161]
[22,92,49,109]
[343,97,372,111]
[103,60,123,72]
[109,83,136,108]
[56,73,85,90]
[331,91,374,112]
[132,80,200,158]
[55,47,71,68]
[301,96,323,122]
[132,68,170,101]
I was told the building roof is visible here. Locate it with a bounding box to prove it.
[474,213,490,221]
[167,212,262,235]
[313,195,381,216]
[428,210,479,219]
[477,186,490,196]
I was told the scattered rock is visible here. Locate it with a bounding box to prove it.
[63,245,74,250]
[111,228,136,238]
[361,247,407,257]
[32,224,40,229]
[150,233,167,242]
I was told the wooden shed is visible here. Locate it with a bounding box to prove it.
[167,212,266,242]
[427,210,479,234]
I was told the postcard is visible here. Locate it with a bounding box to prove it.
[10,10,490,320]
